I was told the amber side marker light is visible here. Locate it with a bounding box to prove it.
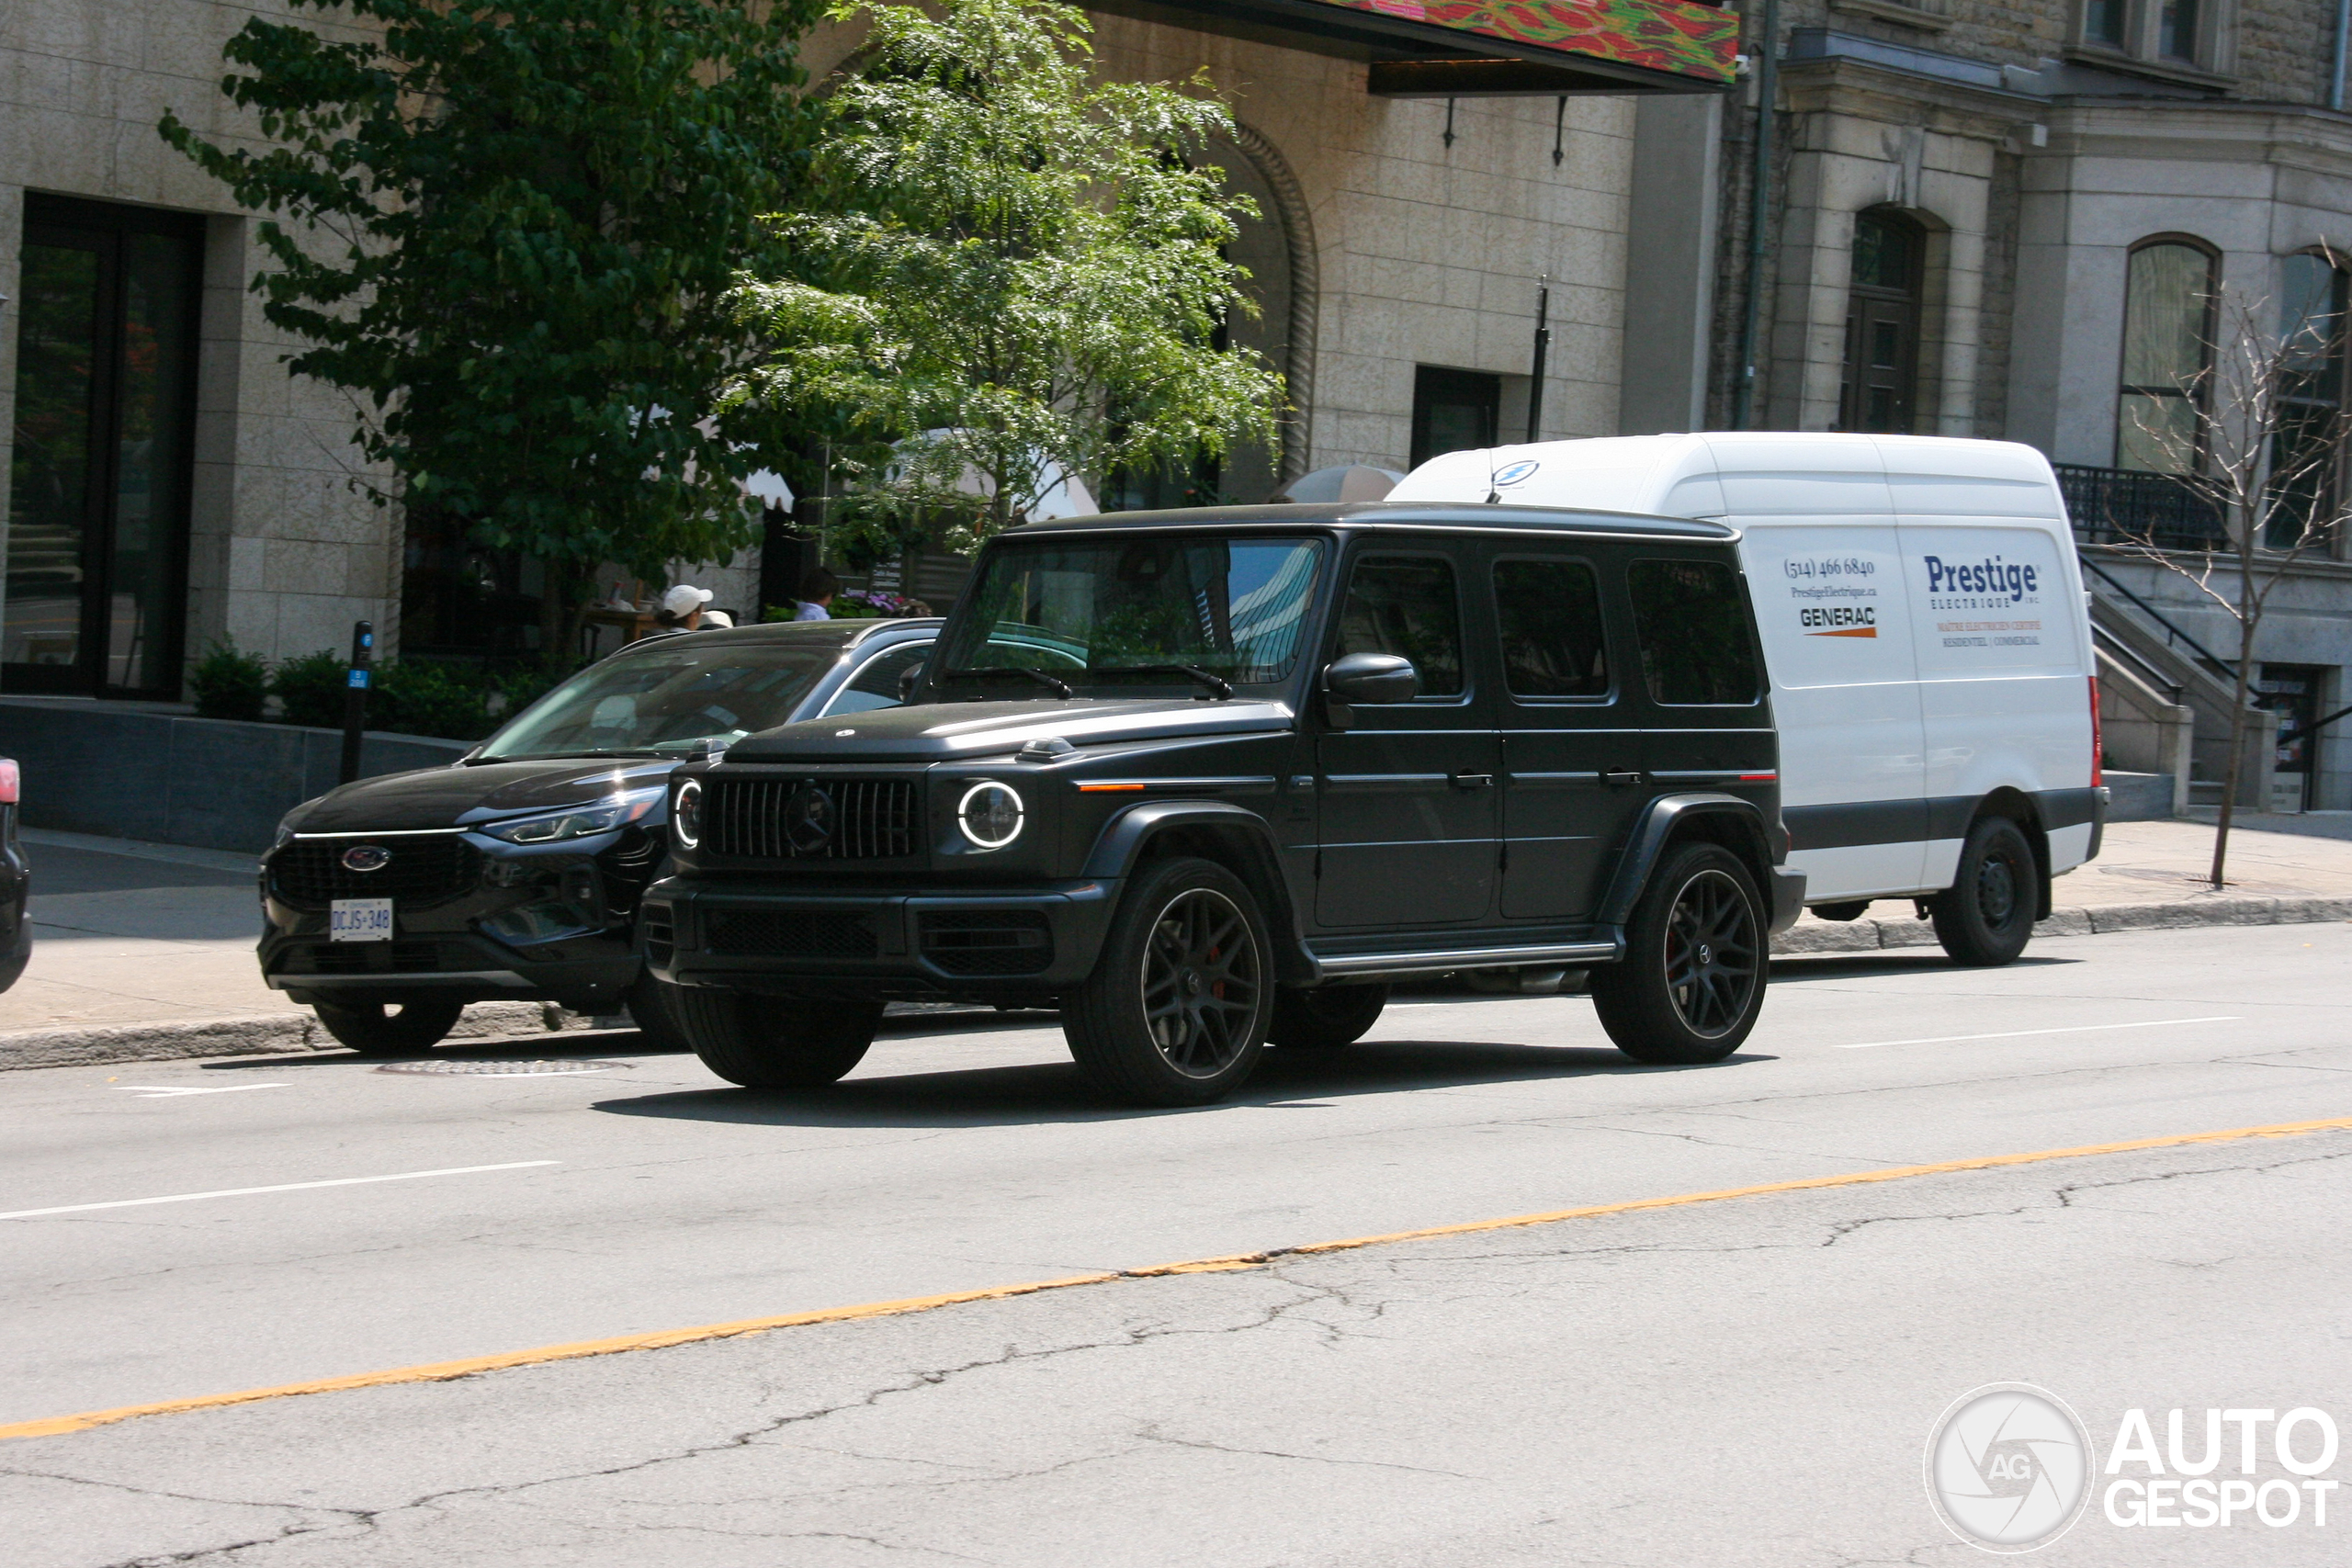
[1077,784,1146,793]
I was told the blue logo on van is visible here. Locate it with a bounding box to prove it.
[1492,460,1541,487]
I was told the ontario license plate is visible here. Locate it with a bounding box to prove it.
[329,898,394,942]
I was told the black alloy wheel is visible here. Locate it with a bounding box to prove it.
[1930,816,2038,966]
[1590,842,1766,1065]
[1267,982,1390,1049]
[673,988,884,1089]
[311,998,465,1056]
[1064,857,1272,1106]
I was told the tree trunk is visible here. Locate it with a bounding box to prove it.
[2211,653,2250,888]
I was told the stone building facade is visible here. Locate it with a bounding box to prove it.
[1645,0,2352,810]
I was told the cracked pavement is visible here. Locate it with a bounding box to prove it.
[4,921,2351,1564]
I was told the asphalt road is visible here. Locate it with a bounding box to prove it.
[5,920,2351,1565]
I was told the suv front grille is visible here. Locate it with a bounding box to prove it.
[919,909,1053,976]
[270,837,483,908]
[704,776,919,860]
[706,908,879,960]
[277,941,447,976]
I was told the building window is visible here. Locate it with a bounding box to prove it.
[1838,209,1924,434]
[2116,240,2217,475]
[2266,252,2348,549]
[6,196,204,698]
[1410,367,1499,469]
[2075,0,2228,73]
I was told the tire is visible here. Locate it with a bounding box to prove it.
[1063,857,1272,1106]
[672,987,883,1089]
[1590,843,1766,1066]
[312,998,464,1056]
[1930,816,2038,967]
[1266,983,1389,1049]
[625,970,693,1053]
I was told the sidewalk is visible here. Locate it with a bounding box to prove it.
[1,818,2346,1070]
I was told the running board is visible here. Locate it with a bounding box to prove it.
[1306,937,1623,983]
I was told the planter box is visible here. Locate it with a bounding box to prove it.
[0,698,471,855]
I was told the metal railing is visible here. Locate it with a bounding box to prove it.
[2079,556,2240,682]
[2054,463,2228,551]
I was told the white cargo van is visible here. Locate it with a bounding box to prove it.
[1389,433,2102,965]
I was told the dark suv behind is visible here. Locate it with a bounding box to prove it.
[649,503,1803,1105]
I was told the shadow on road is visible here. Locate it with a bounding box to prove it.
[588,1038,1775,1129]
[1769,952,2082,984]
[196,1031,673,1069]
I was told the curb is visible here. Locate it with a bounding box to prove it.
[0,1000,581,1073]
[6,896,2348,1072]
[1770,893,2352,954]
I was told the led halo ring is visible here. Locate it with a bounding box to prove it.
[956,781,1025,850]
[673,777,704,849]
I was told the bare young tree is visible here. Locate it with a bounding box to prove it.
[2108,249,2352,888]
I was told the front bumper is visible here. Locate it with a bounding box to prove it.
[257,926,638,1009]
[643,875,1121,997]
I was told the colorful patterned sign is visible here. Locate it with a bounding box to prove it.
[1311,0,1738,86]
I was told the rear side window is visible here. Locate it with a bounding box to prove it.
[1494,559,1609,698]
[1333,554,1464,695]
[1627,558,1760,705]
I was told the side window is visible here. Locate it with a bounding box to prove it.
[1333,554,1464,696]
[1494,558,1609,698]
[1626,559,1759,705]
[821,641,932,717]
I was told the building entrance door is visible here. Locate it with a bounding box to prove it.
[1838,210,1923,435]
[7,196,204,697]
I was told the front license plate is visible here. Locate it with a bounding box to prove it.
[330,898,394,942]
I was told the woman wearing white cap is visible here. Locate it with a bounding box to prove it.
[654,583,713,632]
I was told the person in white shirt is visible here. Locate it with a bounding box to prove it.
[793,568,839,621]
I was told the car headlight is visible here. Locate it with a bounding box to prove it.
[479,785,665,845]
[956,781,1024,850]
[672,777,704,850]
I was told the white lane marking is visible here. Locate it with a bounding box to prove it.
[1832,1017,2242,1051]
[114,1083,289,1099]
[0,1161,560,1222]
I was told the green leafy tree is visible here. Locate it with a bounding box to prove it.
[728,0,1283,557]
[160,0,826,653]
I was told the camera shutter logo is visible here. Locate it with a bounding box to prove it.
[784,784,836,854]
[1926,1383,2092,1551]
[340,845,392,874]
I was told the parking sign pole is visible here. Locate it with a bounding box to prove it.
[338,621,373,785]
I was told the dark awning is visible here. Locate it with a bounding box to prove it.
[1090,0,1737,96]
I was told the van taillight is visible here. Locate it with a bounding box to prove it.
[0,759,19,804]
[2087,677,2102,788]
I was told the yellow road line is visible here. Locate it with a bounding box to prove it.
[9,1112,2351,1444]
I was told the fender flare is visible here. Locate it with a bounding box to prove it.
[1080,801,1306,976]
[1596,793,1781,929]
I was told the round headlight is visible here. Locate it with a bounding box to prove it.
[673,777,703,849]
[956,781,1024,850]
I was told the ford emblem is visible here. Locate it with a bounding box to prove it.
[340,844,392,873]
[784,783,835,854]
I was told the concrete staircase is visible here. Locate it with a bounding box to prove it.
[2087,588,2277,817]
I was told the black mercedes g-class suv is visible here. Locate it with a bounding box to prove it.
[647,502,1803,1105]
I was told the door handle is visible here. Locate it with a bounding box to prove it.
[1603,770,1643,786]
[1451,773,1495,789]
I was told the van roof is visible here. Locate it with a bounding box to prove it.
[1014,501,1738,542]
[1387,433,2067,523]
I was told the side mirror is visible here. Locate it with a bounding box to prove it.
[1322,652,1417,728]
[897,661,928,704]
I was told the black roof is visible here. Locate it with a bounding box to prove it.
[1014,501,1736,542]
[614,615,943,658]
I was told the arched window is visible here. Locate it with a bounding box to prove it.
[1838,210,1924,434]
[2267,250,2348,547]
[2116,239,2216,474]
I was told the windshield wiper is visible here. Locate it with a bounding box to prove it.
[470,747,671,764]
[1091,665,1235,699]
[939,667,1074,699]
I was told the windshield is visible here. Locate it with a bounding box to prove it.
[476,640,840,761]
[936,535,1326,694]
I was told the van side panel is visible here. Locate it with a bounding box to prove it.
[1895,516,2095,886]
[1736,521,1928,900]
